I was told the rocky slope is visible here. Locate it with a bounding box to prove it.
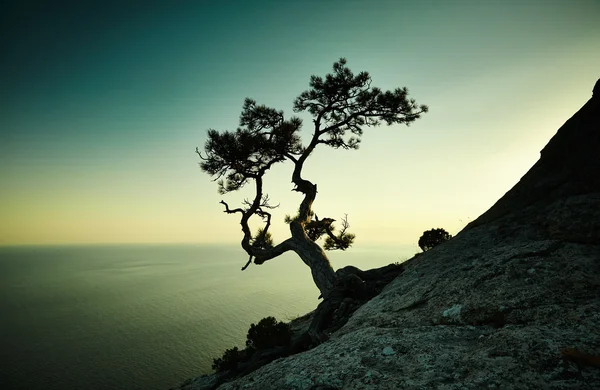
[181,79,600,389]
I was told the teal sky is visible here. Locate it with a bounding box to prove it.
[2,0,599,249]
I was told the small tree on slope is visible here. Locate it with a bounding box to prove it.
[418,228,452,252]
[197,58,428,298]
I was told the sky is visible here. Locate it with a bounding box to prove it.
[1,0,599,249]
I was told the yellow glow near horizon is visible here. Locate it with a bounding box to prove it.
[2,1,598,247]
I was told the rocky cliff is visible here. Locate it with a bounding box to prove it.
[182,80,600,389]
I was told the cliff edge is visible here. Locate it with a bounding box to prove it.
[181,79,600,389]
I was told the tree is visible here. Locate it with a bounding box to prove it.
[197,58,428,298]
[418,228,452,252]
[245,316,292,351]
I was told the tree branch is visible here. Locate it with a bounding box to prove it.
[241,255,253,271]
[220,200,244,215]
[253,238,296,264]
[323,214,355,250]
[195,147,207,161]
[283,153,298,163]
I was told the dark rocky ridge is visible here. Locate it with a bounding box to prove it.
[179,79,600,389]
[467,78,600,234]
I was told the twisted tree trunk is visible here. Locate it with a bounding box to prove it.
[288,221,336,297]
[251,137,339,297]
[286,140,337,296]
[253,218,337,297]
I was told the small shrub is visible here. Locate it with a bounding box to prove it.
[418,228,452,252]
[212,317,292,372]
[211,316,292,373]
[212,346,243,372]
[246,316,292,350]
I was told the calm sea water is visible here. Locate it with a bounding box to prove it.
[0,244,411,390]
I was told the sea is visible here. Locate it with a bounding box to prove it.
[0,244,413,390]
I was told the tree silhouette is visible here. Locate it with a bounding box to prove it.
[198,58,428,298]
[418,228,452,252]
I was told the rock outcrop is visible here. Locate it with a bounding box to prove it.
[181,80,600,389]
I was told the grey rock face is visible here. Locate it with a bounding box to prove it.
[181,80,600,389]
[213,218,600,389]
